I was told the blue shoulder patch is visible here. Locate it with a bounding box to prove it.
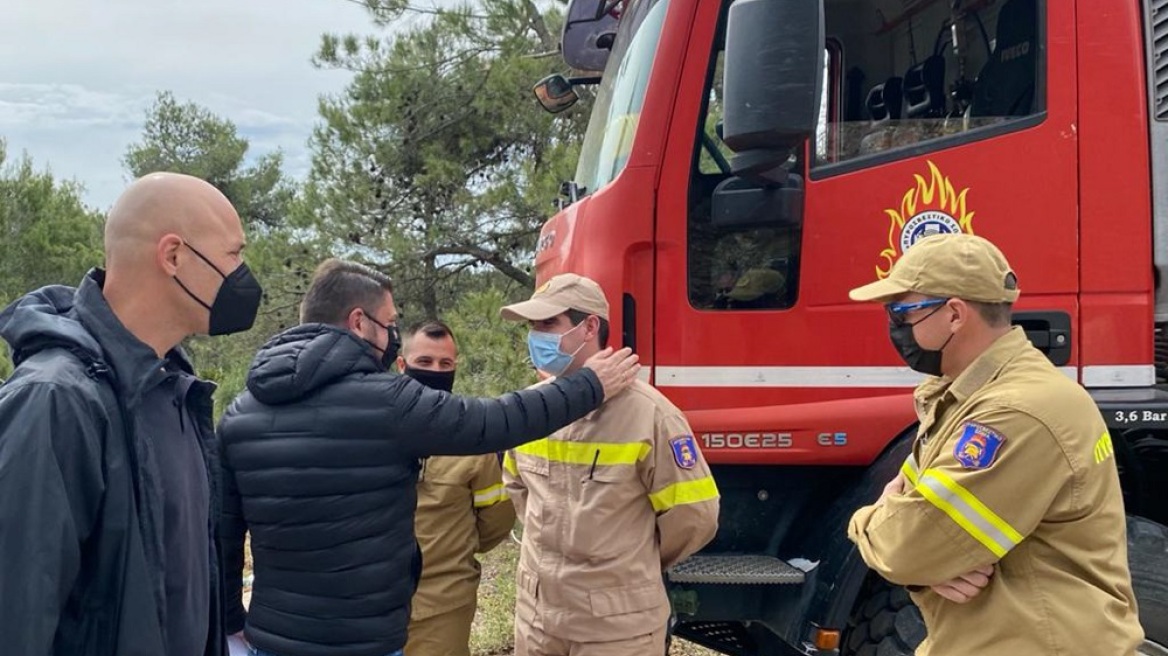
[954,422,1006,469]
[670,435,698,469]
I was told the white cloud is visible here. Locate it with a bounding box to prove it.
[0,0,378,210]
[0,83,151,130]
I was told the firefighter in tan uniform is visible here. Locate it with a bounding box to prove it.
[397,320,517,656]
[499,274,720,656]
[847,233,1144,655]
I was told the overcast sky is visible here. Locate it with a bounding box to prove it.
[0,0,377,211]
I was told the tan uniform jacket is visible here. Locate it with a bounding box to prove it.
[411,453,516,620]
[849,328,1144,655]
[503,380,720,642]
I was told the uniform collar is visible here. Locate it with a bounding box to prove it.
[949,326,1030,401]
[580,381,634,423]
[913,326,1029,406]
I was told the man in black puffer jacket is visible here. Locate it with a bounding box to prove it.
[219,259,639,656]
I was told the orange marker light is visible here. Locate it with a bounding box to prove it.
[814,628,841,651]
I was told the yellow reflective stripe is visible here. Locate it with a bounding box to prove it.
[648,476,720,512]
[514,439,651,466]
[503,452,518,477]
[1093,432,1114,464]
[473,483,506,508]
[915,469,1024,558]
[901,453,920,486]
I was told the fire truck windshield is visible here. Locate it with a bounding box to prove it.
[573,0,668,197]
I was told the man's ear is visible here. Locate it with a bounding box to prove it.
[396,356,406,373]
[157,234,183,276]
[948,299,972,332]
[346,307,365,333]
[587,314,602,341]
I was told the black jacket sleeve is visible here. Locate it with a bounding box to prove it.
[0,381,105,656]
[393,368,604,458]
[218,434,249,634]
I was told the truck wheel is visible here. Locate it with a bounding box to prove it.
[840,577,925,656]
[1129,516,1168,654]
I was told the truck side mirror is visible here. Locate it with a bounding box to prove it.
[533,75,580,114]
[722,0,824,180]
[712,172,804,230]
[562,0,621,72]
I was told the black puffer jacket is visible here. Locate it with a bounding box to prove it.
[218,324,603,656]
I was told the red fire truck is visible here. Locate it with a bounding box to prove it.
[530,0,1168,653]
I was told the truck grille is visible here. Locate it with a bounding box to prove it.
[1153,0,1168,119]
[673,621,758,656]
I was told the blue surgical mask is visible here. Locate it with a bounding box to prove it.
[527,323,585,376]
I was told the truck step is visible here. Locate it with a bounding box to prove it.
[668,554,807,585]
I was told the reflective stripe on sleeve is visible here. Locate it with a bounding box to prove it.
[648,476,720,512]
[503,451,518,477]
[915,468,1024,558]
[473,483,506,508]
[902,453,920,486]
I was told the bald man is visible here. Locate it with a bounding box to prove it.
[0,172,262,656]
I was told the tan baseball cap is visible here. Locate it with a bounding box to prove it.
[728,268,786,301]
[500,273,610,321]
[849,233,1020,303]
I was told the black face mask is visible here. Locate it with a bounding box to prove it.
[888,302,957,376]
[404,367,456,392]
[363,312,401,370]
[174,242,263,336]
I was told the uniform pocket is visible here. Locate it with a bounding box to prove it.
[565,465,642,562]
[587,464,637,484]
[515,563,541,624]
[588,580,667,617]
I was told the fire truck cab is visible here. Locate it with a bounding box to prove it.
[532,0,1168,653]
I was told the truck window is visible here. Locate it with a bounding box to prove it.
[688,41,803,312]
[815,0,1043,169]
[573,0,669,196]
[687,0,1042,311]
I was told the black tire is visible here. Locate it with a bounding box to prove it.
[841,577,926,656]
[1128,516,1168,650]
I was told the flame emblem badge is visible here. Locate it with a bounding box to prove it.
[877,160,976,278]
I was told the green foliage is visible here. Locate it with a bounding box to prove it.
[0,140,104,307]
[124,91,295,229]
[305,0,590,318]
[0,141,104,377]
[445,285,540,397]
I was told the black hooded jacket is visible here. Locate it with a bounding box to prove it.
[0,270,226,656]
[218,323,604,656]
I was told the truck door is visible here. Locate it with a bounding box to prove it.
[653,0,1073,463]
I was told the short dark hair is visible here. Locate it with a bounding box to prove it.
[566,309,610,348]
[405,319,457,346]
[970,301,1013,328]
[300,259,394,326]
